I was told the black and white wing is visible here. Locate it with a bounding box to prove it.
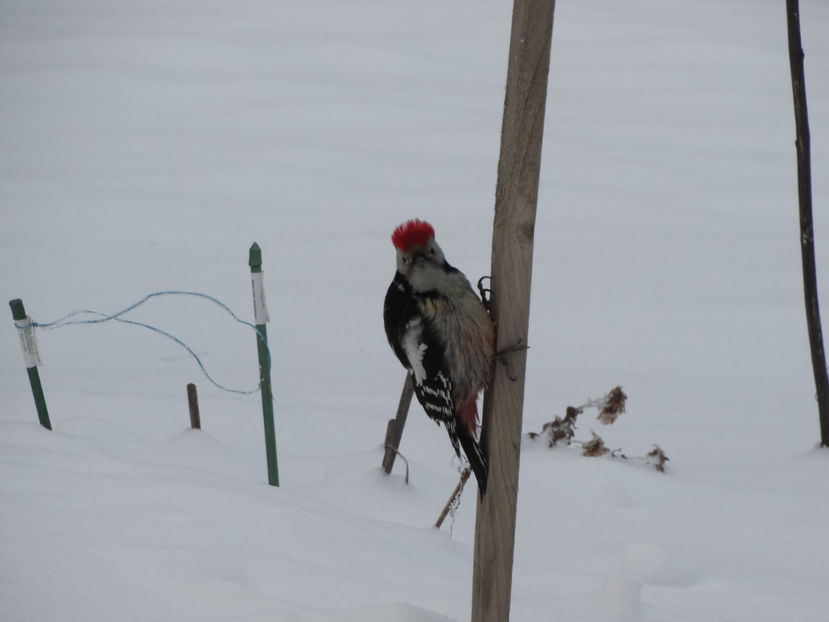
[383,278,461,456]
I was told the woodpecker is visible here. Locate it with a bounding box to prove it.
[383,219,494,494]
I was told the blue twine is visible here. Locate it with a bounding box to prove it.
[25,290,269,396]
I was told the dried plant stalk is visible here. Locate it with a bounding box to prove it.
[435,468,471,529]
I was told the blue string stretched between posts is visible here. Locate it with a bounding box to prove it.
[24,290,269,396]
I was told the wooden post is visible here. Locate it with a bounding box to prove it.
[187,383,201,429]
[382,372,414,474]
[786,0,829,446]
[9,299,52,430]
[249,243,279,486]
[471,1,555,620]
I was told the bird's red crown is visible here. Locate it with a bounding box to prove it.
[391,219,435,251]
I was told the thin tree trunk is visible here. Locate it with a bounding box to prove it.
[786,0,829,446]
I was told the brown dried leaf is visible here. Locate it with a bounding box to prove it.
[546,418,572,447]
[646,445,669,473]
[597,386,627,425]
[565,406,583,422]
[581,431,609,457]
[536,406,582,448]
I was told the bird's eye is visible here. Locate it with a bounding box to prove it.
[430,248,436,255]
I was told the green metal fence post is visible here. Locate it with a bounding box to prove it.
[9,299,52,430]
[249,243,279,486]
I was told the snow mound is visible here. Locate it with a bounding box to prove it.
[620,542,701,587]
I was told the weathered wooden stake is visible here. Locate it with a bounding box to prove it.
[471,1,555,620]
[786,0,829,446]
[9,299,52,430]
[187,382,201,429]
[382,372,414,474]
[249,242,279,486]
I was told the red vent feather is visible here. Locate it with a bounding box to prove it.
[391,219,435,251]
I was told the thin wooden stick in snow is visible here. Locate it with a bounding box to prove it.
[435,468,471,529]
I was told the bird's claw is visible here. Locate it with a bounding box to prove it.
[477,276,492,312]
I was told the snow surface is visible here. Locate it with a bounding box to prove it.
[2,0,829,620]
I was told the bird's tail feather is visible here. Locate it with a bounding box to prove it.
[459,432,488,496]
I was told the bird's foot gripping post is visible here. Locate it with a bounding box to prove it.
[477,276,492,312]
[9,299,52,430]
[249,243,279,487]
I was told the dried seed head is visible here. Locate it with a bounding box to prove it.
[582,431,610,457]
[598,386,627,425]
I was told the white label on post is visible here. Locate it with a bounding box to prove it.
[15,316,42,368]
[251,271,270,325]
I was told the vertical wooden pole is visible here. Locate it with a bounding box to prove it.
[9,299,52,430]
[382,372,414,474]
[786,0,829,446]
[249,243,279,486]
[471,1,555,620]
[187,382,201,430]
